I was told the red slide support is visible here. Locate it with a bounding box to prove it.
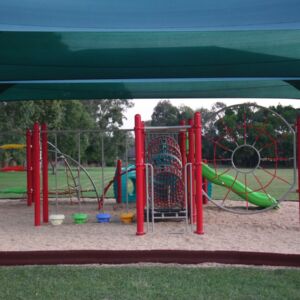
[33,122,41,226]
[194,112,204,234]
[41,123,49,223]
[135,114,145,235]
[26,129,33,206]
[116,159,122,204]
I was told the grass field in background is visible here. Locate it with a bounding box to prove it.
[211,168,297,201]
[0,168,297,201]
[0,167,117,199]
[0,266,299,300]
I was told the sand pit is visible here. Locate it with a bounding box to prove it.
[0,199,299,254]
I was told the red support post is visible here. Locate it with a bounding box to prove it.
[26,129,33,206]
[188,118,196,223]
[117,159,122,204]
[194,112,204,234]
[41,123,49,223]
[31,133,35,203]
[135,114,145,235]
[33,122,41,226]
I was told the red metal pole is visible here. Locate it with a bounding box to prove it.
[194,112,204,234]
[297,116,300,223]
[188,118,196,223]
[117,159,122,204]
[135,114,145,235]
[31,133,35,203]
[203,159,208,205]
[26,129,33,206]
[41,123,49,223]
[33,122,41,226]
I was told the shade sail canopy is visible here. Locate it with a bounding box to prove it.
[1,0,300,100]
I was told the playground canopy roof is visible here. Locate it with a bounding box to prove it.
[1,0,300,101]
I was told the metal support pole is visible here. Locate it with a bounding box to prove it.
[100,133,105,210]
[179,120,187,167]
[194,112,204,234]
[179,120,187,208]
[77,132,82,209]
[125,133,129,212]
[135,114,145,235]
[142,121,146,208]
[188,118,195,223]
[117,159,122,204]
[31,133,35,203]
[41,124,49,223]
[26,129,33,206]
[297,116,300,222]
[203,159,208,205]
[54,133,58,213]
[33,122,41,226]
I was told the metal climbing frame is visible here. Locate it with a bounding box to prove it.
[135,112,203,235]
[26,122,136,226]
[202,103,296,214]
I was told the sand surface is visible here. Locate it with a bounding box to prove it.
[0,199,299,254]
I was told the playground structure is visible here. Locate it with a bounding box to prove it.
[0,143,27,196]
[25,123,137,225]
[134,104,297,235]
[202,103,296,213]
[0,144,26,172]
[13,103,298,233]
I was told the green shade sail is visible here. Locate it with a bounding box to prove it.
[1,1,300,100]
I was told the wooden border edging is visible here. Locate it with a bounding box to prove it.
[0,250,299,267]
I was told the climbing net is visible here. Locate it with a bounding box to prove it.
[146,133,184,210]
[203,103,296,214]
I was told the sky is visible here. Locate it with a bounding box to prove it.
[121,98,300,129]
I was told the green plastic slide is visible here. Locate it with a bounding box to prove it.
[202,163,277,208]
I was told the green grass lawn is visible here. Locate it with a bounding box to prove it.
[0,266,299,300]
[211,168,297,201]
[0,167,117,199]
[0,168,297,201]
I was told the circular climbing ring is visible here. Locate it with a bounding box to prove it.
[203,103,296,214]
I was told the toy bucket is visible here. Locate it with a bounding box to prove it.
[49,214,65,226]
[72,213,88,224]
[96,213,111,223]
[120,212,134,224]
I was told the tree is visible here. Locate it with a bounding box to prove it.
[178,105,194,121]
[81,99,134,165]
[151,100,180,126]
[82,99,133,130]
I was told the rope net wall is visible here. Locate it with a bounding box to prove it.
[146,133,185,211]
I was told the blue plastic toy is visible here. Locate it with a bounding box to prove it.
[113,164,136,203]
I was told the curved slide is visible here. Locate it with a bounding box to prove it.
[202,163,277,208]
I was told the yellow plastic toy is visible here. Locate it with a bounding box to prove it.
[0,144,26,150]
